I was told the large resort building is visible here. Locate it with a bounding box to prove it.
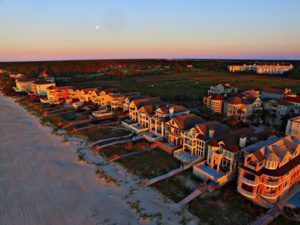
[228,64,294,75]
[238,135,300,207]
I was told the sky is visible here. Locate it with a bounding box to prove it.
[0,0,300,61]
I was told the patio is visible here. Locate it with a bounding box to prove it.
[174,149,199,164]
[193,162,226,182]
[143,132,163,142]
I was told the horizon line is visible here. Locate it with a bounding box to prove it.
[1,57,300,63]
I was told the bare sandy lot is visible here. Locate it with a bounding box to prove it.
[0,95,197,225]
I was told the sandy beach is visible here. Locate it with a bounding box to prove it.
[0,94,197,225]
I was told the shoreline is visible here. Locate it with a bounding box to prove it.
[0,93,198,225]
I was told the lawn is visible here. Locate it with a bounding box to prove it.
[116,148,181,179]
[99,140,149,159]
[76,126,130,142]
[59,110,89,121]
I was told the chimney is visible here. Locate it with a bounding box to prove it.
[169,106,175,118]
[239,136,247,148]
[209,128,215,139]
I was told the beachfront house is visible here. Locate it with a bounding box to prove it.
[174,121,231,164]
[193,128,256,187]
[128,97,161,122]
[96,88,118,107]
[164,114,205,147]
[32,80,56,96]
[110,92,141,111]
[45,86,73,104]
[237,135,300,207]
[15,78,37,93]
[149,105,190,137]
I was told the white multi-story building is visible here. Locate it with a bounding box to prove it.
[286,116,300,143]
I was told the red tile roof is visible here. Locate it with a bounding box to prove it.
[139,105,155,115]
[262,87,286,95]
[208,94,224,100]
[210,127,256,153]
[158,105,189,114]
[171,114,205,130]
[227,96,243,104]
[283,96,300,104]
[210,139,219,147]
[132,97,160,108]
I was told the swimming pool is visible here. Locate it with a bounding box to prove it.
[288,191,300,208]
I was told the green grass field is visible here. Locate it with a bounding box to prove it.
[56,71,300,107]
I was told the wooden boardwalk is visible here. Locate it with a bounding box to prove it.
[87,134,134,148]
[249,205,281,225]
[75,123,126,132]
[98,139,135,149]
[145,167,184,186]
[177,184,208,207]
[47,108,73,116]
[144,158,203,186]
[108,148,152,162]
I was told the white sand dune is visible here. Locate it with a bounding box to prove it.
[0,95,198,225]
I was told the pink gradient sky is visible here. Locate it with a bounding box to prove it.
[0,0,299,61]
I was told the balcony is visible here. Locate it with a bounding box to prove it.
[264,180,281,187]
[260,191,279,199]
[239,175,259,186]
[237,186,255,198]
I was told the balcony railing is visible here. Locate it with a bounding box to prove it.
[245,164,257,171]
[239,175,259,186]
[237,187,255,198]
[264,180,281,187]
[260,191,279,199]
